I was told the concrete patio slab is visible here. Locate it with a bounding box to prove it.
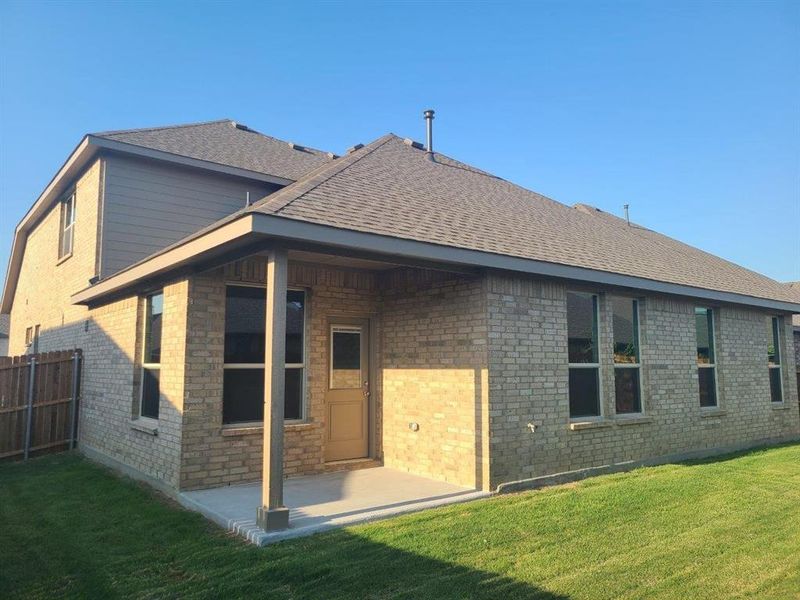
[178,467,490,545]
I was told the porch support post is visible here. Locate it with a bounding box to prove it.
[256,247,290,531]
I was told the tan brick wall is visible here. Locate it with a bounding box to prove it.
[179,258,381,490]
[380,269,488,489]
[8,159,103,355]
[78,279,188,488]
[485,273,800,489]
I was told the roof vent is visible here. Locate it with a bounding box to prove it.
[233,122,251,131]
[403,138,424,150]
[423,109,435,154]
[327,152,339,159]
[346,143,364,155]
[288,142,305,151]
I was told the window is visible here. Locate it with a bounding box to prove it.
[140,292,163,420]
[24,325,40,353]
[611,297,641,414]
[222,285,306,424]
[567,291,601,418]
[767,316,783,403]
[695,307,717,408]
[58,193,76,259]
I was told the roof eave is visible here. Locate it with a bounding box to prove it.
[72,213,800,314]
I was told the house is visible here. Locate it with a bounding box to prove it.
[3,118,799,533]
[788,283,800,391]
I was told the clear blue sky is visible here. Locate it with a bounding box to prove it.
[1,0,798,287]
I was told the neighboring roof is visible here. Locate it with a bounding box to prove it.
[73,133,800,312]
[0,314,8,340]
[787,283,800,327]
[93,119,330,182]
[1,119,332,313]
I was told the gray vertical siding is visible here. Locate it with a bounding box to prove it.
[100,154,280,277]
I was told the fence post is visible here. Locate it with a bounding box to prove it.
[68,352,80,450]
[23,357,37,461]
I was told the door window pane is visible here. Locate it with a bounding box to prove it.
[222,368,264,424]
[567,292,598,363]
[569,368,600,418]
[331,328,361,389]
[141,368,160,419]
[698,367,717,407]
[615,368,641,414]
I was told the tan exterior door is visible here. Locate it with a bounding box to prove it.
[325,320,369,462]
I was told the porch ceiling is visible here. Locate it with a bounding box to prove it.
[288,249,400,271]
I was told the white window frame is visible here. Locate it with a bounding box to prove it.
[139,292,162,421]
[612,297,643,416]
[567,292,603,420]
[696,307,720,409]
[222,283,308,426]
[768,316,784,404]
[58,192,76,260]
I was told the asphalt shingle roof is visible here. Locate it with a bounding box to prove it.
[94,119,331,181]
[243,134,798,305]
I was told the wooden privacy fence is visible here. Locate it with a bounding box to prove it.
[0,350,82,461]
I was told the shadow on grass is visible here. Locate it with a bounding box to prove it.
[255,529,570,600]
[0,453,569,600]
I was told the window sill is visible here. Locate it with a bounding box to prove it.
[771,403,789,411]
[569,420,612,431]
[130,419,158,435]
[615,415,652,426]
[221,421,314,436]
[56,252,73,266]
[700,409,727,418]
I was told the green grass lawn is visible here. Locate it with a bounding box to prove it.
[2,444,799,600]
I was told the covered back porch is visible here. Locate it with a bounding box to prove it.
[178,245,492,535]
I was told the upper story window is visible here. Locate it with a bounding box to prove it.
[767,316,783,403]
[695,307,717,408]
[222,285,306,425]
[611,297,642,414]
[140,292,163,420]
[567,291,601,418]
[58,193,76,260]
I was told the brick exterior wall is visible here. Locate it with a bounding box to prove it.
[380,269,488,488]
[485,273,800,489]
[78,280,188,488]
[179,258,382,490]
[8,159,103,355]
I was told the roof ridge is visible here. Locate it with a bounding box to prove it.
[250,134,398,215]
[93,119,234,137]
